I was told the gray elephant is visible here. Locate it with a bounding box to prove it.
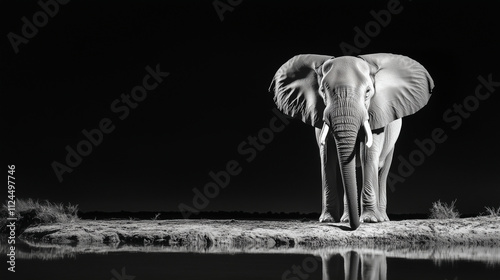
[269,53,434,229]
[321,251,387,280]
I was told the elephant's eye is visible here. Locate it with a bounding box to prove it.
[365,88,371,99]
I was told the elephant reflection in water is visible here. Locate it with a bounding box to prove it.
[320,251,387,280]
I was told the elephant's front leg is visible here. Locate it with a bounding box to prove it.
[315,127,342,222]
[360,132,385,223]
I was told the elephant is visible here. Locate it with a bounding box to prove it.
[320,251,387,280]
[269,53,434,229]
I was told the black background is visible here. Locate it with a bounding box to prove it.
[2,0,499,215]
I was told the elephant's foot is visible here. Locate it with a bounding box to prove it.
[379,209,390,221]
[360,208,384,223]
[319,211,335,223]
[340,212,350,223]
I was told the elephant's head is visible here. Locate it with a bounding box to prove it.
[269,53,434,229]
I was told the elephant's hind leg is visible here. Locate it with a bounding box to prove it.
[378,119,402,221]
[378,148,394,221]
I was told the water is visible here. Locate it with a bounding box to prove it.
[2,240,499,279]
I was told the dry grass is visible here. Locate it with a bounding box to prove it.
[152,213,162,220]
[1,198,79,231]
[429,200,460,219]
[484,206,500,217]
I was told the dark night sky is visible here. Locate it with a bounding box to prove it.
[2,0,499,215]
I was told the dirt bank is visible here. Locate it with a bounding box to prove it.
[20,216,500,249]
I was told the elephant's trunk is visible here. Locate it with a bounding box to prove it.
[328,103,363,230]
[333,124,360,230]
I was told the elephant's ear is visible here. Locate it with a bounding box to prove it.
[269,54,333,128]
[359,53,435,129]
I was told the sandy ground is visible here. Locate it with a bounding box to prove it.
[1,217,496,263]
[20,216,500,248]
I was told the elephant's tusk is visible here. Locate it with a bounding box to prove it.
[320,123,330,145]
[364,120,373,148]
